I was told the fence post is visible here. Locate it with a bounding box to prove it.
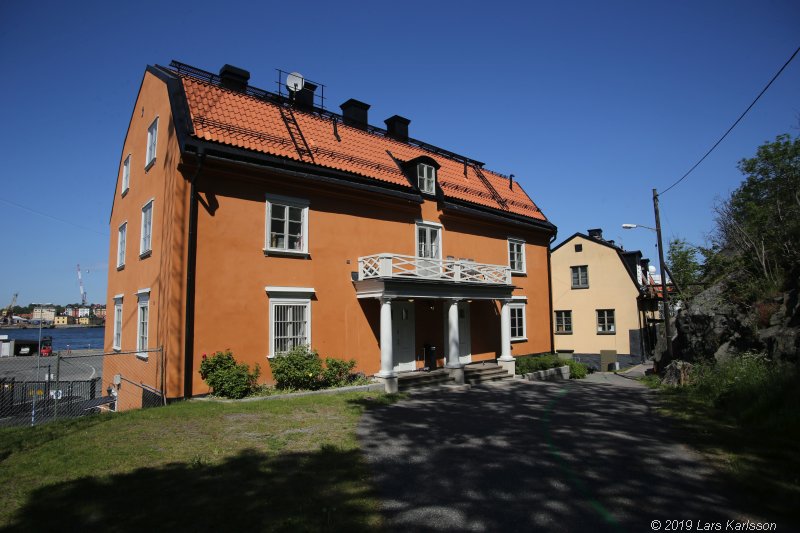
[54,352,61,420]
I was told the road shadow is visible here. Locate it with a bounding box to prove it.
[356,380,765,532]
[2,446,380,532]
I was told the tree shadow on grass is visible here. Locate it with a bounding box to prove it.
[2,446,380,532]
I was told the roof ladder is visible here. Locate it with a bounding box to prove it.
[471,164,508,210]
[279,106,315,162]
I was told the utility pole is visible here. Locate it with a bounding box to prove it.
[652,188,673,369]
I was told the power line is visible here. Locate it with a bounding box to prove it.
[659,44,800,197]
[0,197,109,236]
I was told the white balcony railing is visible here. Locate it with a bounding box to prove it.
[358,254,511,285]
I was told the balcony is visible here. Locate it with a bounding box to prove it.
[358,254,511,285]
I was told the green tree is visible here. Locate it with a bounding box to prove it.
[667,238,703,298]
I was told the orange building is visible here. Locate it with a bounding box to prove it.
[105,61,557,399]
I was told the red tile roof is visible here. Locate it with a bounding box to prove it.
[179,74,547,222]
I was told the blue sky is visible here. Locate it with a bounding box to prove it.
[1,0,798,305]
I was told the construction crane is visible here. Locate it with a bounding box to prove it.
[77,264,87,306]
[1,292,18,324]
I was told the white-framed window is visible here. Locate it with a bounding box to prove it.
[597,309,615,334]
[555,310,572,334]
[508,238,526,274]
[137,291,150,357]
[417,163,436,194]
[113,296,123,350]
[146,117,158,169]
[509,302,526,341]
[416,222,441,260]
[140,199,153,256]
[265,194,309,255]
[117,222,127,268]
[571,265,589,288]
[122,155,131,195]
[269,298,311,356]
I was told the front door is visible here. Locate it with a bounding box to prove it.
[392,302,416,372]
[444,301,472,364]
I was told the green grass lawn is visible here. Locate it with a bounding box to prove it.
[0,392,394,531]
[642,380,800,524]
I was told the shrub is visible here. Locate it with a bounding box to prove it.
[199,350,261,399]
[564,359,588,379]
[269,346,324,390]
[516,354,561,375]
[323,357,357,388]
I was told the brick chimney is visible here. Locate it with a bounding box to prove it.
[219,64,250,92]
[588,228,604,240]
[294,82,317,110]
[384,115,410,142]
[340,99,370,129]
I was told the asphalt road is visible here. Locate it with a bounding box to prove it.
[358,376,753,532]
[0,354,104,383]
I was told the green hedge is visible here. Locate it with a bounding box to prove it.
[198,350,261,399]
[269,346,360,390]
[515,354,588,379]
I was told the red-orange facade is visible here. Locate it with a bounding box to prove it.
[105,62,557,400]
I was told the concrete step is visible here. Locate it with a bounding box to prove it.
[398,370,453,391]
[464,364,512,385]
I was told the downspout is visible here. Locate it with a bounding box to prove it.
[184,148,205,399]
[547,232,557,354]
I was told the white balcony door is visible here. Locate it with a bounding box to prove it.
[416,224,441,278]
[392,302,416,372]
[443,302,472,364]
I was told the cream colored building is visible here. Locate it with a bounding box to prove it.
[54,316,75,325]
[551,229,654,357]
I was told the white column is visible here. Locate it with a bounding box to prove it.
[378,297,395,377]
[499,299,513,362]
[446,299,461,369]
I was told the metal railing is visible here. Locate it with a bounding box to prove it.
[358,254,511,285]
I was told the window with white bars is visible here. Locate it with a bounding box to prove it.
[417,163,436,194]
[571,265,589,288]
[117,222,127,268]
[113,298,123,350]
[555,310,572,334]
[508,239,525,273]
[122,155,130,194]
[597,309,615,334]
[270,300,311,356]
[137,292,150,357]
[509,303,526,340]
[265,194,309,255]
[146,118,158,168]
[141,200,153,256]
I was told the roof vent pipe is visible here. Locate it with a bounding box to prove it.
[340,99,370,129]
[509,174,514,190]
[294,82,317,110]
[219,64,250,92]
[384,115,410,142]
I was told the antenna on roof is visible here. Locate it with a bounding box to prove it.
[286,72,305,94]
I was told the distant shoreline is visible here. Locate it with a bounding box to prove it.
[0,324,105,330]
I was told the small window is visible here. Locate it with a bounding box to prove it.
[265,194,310,255]
[137,292,150,357]
[508,239,526,274]
[571,265,589,288]
[597,309,615,334]
[146,118,158,168]
[122,155,131,195]
[509,303,526,341]
[574,244,582,252]
[270,298,311,356]
[416,223,441,260]
[117,222,127,268]
[113,297,123,350]
[555,310,572,334]
[140,200,153,256]
[417,163,436,194]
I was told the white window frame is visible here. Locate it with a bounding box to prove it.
[571,265,589,289]
[597,309,616,334]
[145,117,158,169]
[264,194,310,256]
[415,221,442,260]
[122,154,130,195]
[140,199,154,257]
[268,296,312,358]
[117,221,127,268]
[113,295,123,351]
[555,310,572,334]
[508,238,526,274]
[417,163,436,194]
[509,302,527,341]
[136,290,150,358]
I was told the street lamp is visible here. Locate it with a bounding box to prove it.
[621,223,656,231]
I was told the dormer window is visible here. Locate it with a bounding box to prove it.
[417,163,436,194]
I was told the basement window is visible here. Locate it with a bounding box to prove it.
[417,163,436,194]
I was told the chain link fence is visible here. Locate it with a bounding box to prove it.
[0,347,164,427]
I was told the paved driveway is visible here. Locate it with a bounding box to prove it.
[358,376,746,532]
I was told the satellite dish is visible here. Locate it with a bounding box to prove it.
[648,265,657,274]
[286,72,305,93]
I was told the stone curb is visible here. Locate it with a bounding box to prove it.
[193,382,385,403]
[522,365,571,382]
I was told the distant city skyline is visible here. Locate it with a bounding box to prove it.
[1,1,798,304]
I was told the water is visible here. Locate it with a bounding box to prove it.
[1,327,106,351]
